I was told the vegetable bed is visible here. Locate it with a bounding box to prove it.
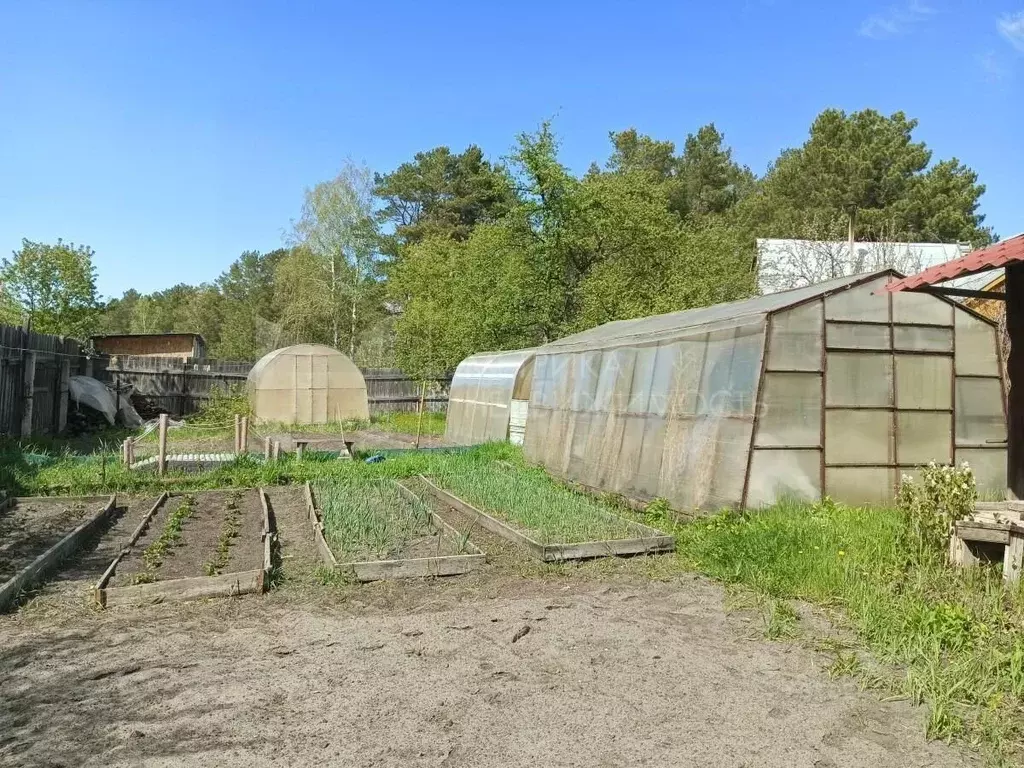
[306,479,485,581]
[421,463,674,562]
[95,488,272,607]
[0,495,117,612]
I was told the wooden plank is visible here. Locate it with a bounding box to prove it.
[1005,534,1024,583]
[0,495,117,613]
[259,488,274,590]
[94,493,169,595]
[101,568,264,607]
[955,522,1011,544]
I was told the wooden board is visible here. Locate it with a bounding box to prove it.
[417,476,676,563]
[94,489,270,608]
[0,495,117,613]
[305,481,486,582]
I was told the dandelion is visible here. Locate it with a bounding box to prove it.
[838,550,846,557]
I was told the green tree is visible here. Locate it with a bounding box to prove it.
[290,162,383,357]
[744,108,992,244]
[2,238,100,338]
[374,145,518,256]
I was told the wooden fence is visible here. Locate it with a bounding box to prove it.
[0,326,88,438]
[93,356,450,418]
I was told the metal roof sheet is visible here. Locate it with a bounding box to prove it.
[882,234,1024,293]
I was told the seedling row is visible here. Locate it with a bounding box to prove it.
[95,488,273,607]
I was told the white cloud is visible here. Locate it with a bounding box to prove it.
[859,0,935,39]
[998,11,1024,52]
[978,50,1010,81]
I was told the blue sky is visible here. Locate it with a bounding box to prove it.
[1,0,1022,299]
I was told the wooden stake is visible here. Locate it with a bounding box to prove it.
[240,416,249,454]
[264,436,271,460]
[415,381,427,449]
[20,350,36,438]
[128,440,135,468]
[272,440,280,461]
[234,414,241,454]
[122,439,130,466]
[157,413,169,476]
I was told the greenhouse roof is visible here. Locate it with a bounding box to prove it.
[541,271,894,353]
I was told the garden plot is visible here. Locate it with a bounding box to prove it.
[420,463,674,562]
[0,495,116,612]
[95,488,272,607]
[307,479,485,581]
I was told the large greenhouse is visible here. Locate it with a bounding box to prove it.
[510,271,1006,510]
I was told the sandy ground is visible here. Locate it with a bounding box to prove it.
[0,486,975,768]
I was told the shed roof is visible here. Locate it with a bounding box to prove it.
[540,271,892,353]
[883,234,1024,293]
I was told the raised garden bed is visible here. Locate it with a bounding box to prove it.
[0,494,117,612]
[418,464,674,562]
[94,488,274,607]
[305,480,485,581]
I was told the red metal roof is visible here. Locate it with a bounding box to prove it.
[882,233,1024,293]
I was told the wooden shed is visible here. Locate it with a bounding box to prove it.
[90,333,206,360]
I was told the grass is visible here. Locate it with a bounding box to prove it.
[429,460,651,545]
[315,479,435,562]
[204,490,244,576]
[132,494,196,584]
[666,498,1024,765]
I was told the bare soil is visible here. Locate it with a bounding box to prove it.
[0,497,106,583]
[109,490,263,586]
[0,485,977,768]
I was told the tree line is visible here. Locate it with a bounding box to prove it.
[1,108,992,377]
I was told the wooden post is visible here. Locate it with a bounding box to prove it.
[122,439,130,466]
[264,436,271,460]
[20,350,36,438]
[240,416,249,454]
[234,414,241,454]
[127,440,135,468]
[272,440,280,461]
[57,358,71,433]
[84,355,94,378]
[157,413,169,476]
[415,381,427,449]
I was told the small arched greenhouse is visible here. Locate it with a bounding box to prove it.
[445,349,536,446]
[515,271,1006,510]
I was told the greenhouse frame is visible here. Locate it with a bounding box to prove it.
[445,349,536,445]
[520,271,1007,510]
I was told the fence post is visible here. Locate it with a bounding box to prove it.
[415,381,426,449]
[240,415,249,454]
[57,358,71,433]
[157,413,168,476]
[264,436,271,461]
[272,440,280,461]
[20,351,36,438]
[234,414,241,454]
[122,439,130,466]
[84,355,94,378]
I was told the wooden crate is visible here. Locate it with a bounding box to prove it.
[950,504,1024,583]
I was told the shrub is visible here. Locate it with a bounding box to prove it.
[896,462,977,552]
[191,384,252,426]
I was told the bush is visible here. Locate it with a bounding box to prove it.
[896,462,977,552]
[191,384,252,426]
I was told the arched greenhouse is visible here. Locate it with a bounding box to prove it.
[521,271,1007,509]
[246,344,369,424]
[445,349,536,445]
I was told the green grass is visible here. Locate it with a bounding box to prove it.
[315,479,434,561]
[371,411,446,437]
[669,499,1024,765]
[429,460,651,545]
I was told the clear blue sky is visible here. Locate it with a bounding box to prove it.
[1,0,1021,299]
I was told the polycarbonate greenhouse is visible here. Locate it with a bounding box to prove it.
[247,344,369,424]
[521,271,1007,510]
[445,350,536,445]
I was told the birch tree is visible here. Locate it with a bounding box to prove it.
[289,161,381,357]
